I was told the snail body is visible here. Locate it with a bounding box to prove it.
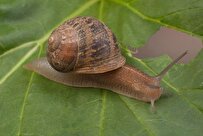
[25,58,162,103]
[25,16,187,105]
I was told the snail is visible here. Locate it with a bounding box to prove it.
[25,16,187,106]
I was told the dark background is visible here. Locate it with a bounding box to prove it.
[135,27,203,63]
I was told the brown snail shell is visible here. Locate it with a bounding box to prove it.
[47,16,125,73]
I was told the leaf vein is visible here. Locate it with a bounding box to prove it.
[17,43,43,136]
[99,91,107,136]
[0,41,37,58]
[0,44,38,84]
[99,0,104,20]
[16,72,35,136]
[158,7,203,19]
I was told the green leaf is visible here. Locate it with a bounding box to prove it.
[0,0,203,136]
